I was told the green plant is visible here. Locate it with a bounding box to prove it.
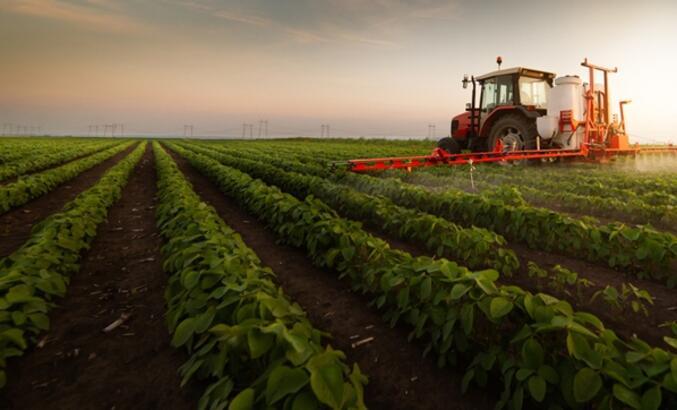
[591,283,655,317]
[0,142,146,388]
[0,142,133,214]
[168,142,677,410]
[153,142,366,410]
[178,141,520,276]
[332,172,677,287]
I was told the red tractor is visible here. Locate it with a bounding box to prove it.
[341,58,676,173]
[438,58,556,154]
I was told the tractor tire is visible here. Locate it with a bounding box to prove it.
[437,137,461,154]
[487,114,537,153]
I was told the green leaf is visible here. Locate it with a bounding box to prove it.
[461,303,474,335]
[516,368,533,382]
[664,336,677,350]
[537,365,559,384]
[420,277,432,300]
[292,391,319,410]
[248,328,274,359]
[528,375,546,402]
[613,384,641,409]
[266,366,309,405]
[512,386,524,410]
[309,363,345,409]
[489,297,513,319]
[1,328,27,349]
[522,338,544,369]
[171,317,196,347]
[228,388,254,410]
[573,368,602,403]
[450,283,470,300]
[640,386,661,410]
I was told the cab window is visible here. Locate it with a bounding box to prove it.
[481,75,513,112]
[497,75,514,106]
[480,79,497,111]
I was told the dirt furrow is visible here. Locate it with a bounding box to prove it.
[0,145,195,410]
[169,152,494,410]
[0,144,137,259]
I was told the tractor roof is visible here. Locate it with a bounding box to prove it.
[475,67,556,81]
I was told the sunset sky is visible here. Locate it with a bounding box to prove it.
[1,0,676,141]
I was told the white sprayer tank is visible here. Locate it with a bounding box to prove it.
[536,75,585,148]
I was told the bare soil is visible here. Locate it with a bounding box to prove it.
[0,144,136,259]
[169,151,495,410]
[0,146,196,409]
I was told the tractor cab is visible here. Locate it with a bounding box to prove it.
[441,63,556,154]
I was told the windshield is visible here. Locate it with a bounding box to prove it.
[519,77,549,108]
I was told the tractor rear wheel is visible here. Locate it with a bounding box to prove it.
[437,137,461,154]
[487,114,537,153]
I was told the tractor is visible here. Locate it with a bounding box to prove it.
[340,58,675,173]
[438,57,556,155]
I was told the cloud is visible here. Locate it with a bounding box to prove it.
[1,0,144,33]
[211,9,330,43]
[177,0,402,47]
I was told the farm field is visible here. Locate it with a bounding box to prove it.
[0,137,675,410]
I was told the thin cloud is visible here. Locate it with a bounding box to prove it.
[211,9,331,44]
[179,1,397,47]
[1,0,144,33]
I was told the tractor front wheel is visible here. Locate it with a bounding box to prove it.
[437,137,461,154]
[487,114,537,153]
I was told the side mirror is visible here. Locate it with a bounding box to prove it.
[465,103,471,110]
[462,74,469,89]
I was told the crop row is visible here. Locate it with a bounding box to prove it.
[392,169,675,222]
[153,142,366,410]
[188,142,677,286]
[421,162,677,198]
[205,139,677,199]
[168,142,677,410]
[0,138,102,165]
[337,173,677,286]
[178,141,519,275]
[0,142,133,214]
[0,143,146,388]
[0,140,122,183]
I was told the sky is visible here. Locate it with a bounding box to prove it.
[1,0,676,142]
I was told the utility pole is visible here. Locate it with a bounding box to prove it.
[427,124,436,139]
[258,120,263,138]
[248,124,254,138]
[183,125,193,138]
